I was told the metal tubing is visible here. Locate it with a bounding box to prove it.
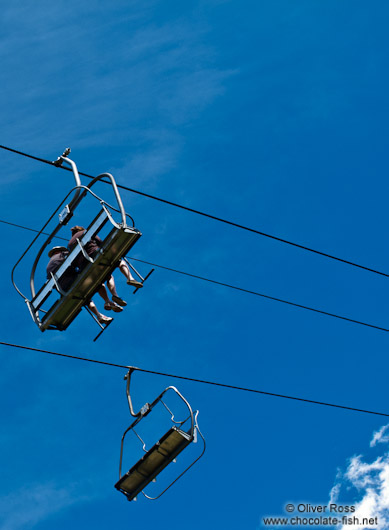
[49,272,66,296]
[125,369,146,418]
[124,370,194,430]
[26,179,124,299]
[59,156,82,211]
[119,375,195,481]
[76,238,94,263]
[93,318,113,342]
[132,428,148,452]
[160,400,192,425]
[86,172,127,228]
[13,188,76,300]
[26,180,87,300]
[14,155,134,314]
[126,259,145,281]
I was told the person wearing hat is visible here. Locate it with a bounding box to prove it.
[68,225,142,312]
[46,246,112,325]
[47,246,73,290]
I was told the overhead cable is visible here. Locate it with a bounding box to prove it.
[0,218,68,241]
[2,218,388,333]
[0,340,387,418]
[129,257,389,332]
[1,143,388,279]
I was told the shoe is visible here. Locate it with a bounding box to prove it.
[127,279,143,288]
[98,315,113,324]
[104,301,123,313]
[112,295,127,307]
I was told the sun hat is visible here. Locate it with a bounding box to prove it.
[48,246,68,258]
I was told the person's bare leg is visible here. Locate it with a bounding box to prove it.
[107,275,118,297]
[98,284,123,312]
[98,285,110,304]
[88,301,100,317]
[119,260,143,288]
[107,275,127,307]
[88,300,112,324]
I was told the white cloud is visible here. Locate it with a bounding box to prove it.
[371,424,389,448]
[329,480,341,505]
[330,427,389,530]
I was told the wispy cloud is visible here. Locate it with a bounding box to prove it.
[371,425,389,448]
[330,425,389,529]
[0,3,235,185]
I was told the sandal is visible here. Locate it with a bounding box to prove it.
[99,315,113,324]
[112,295,127,307]
[127,279,143,288]
[104,302,123,313]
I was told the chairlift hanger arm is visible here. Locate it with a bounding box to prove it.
[53,149,83,213]
[55,150,127,227]
[124,369,195,429]
[125,368,143,418]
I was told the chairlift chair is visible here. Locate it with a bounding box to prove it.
[115,368,205,501]
[12,149,153,339]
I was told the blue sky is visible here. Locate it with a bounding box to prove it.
[1,1,389,528]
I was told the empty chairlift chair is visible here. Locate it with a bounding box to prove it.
[115,368,205,501]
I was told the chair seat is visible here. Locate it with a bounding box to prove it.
[39,225,141,331]
[115,426,193,501]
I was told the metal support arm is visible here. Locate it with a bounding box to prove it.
[125,368,151,418]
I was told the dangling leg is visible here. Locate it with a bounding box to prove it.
[88,300,113,324]
[98,284,123,312]
[119,260,143,288]
[107,274,127,307]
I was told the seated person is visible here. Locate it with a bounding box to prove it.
[46,246,76,291]
[46,246,112,324]
[68,225,142,311]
